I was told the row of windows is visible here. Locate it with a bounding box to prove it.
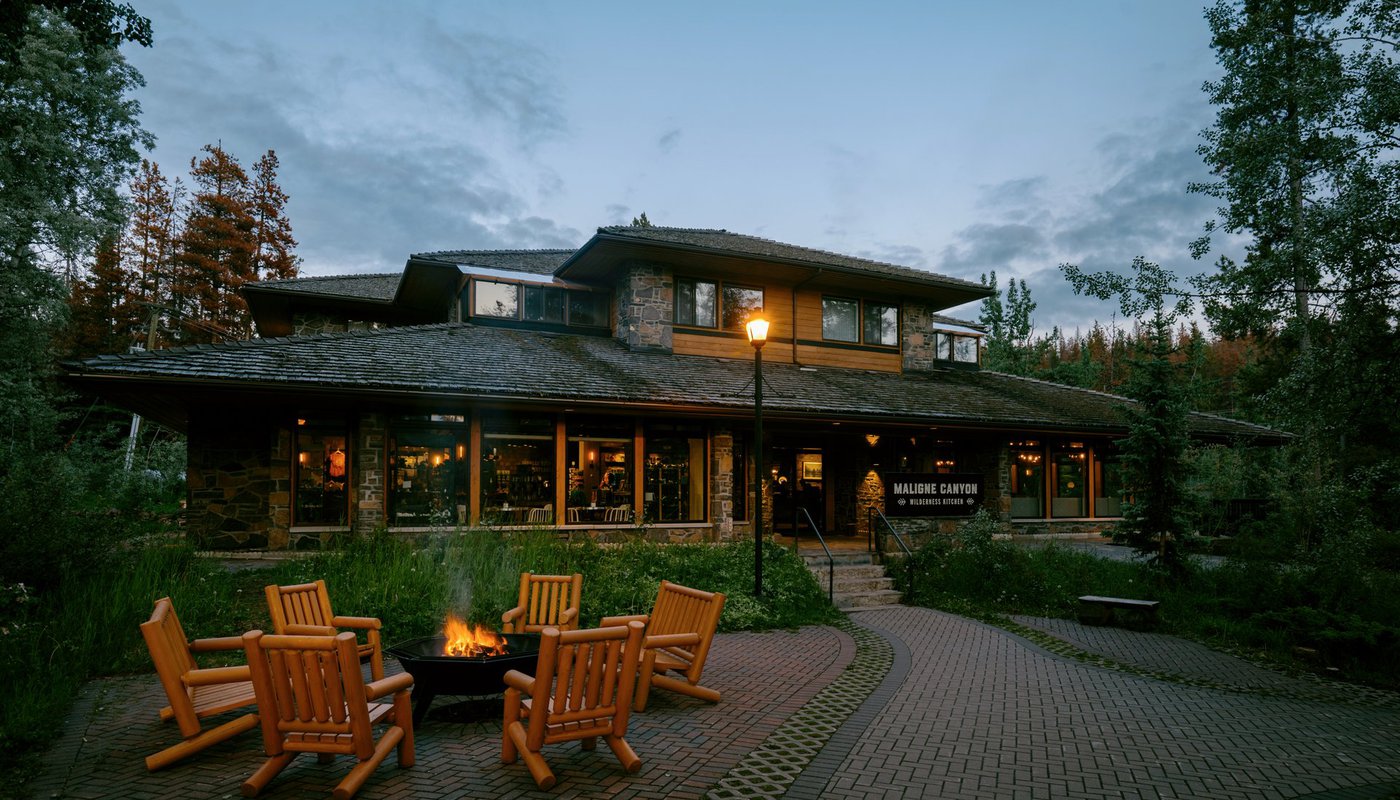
[466,281,611,328]
[1008,440,1123,519]
[294,415,722,528]
[464,277,980,362]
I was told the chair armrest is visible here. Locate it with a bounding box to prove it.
[284,623,337,636]
[502,606,525,626]
[189,636,245,652]
[645,632,701,649]
[559,607,579,625]
[599,613,649,628]
[331,615,381,630]
[502,669,535,694]
[365,671,414,700]
[184,665,251,686]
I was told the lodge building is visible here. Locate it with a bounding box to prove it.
[64,226,1282,550]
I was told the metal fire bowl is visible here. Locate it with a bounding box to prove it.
[386,633,541,723]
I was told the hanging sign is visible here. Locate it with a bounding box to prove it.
[884,473,983,517]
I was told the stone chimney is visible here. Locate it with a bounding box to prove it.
[615,260,673,352]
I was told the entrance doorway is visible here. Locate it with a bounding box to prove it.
[770,446,824,534]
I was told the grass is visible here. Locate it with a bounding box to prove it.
[0,527,838,794]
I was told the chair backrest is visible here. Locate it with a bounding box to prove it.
[515,573,583,632]
[528,505,552,524]
[648,580,727,682]
[140,597,200,735]
[606,505,630,523]
[265,580,336,633]
[242,630,375,760]
[526,622,645,746]
[567,507,581,523]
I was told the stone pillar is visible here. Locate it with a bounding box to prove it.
[710,427,734,542]
[615,261,673,352]
[355,412,387,534]
[900,302,939,372]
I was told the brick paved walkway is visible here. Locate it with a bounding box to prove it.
[31,608,1400,799]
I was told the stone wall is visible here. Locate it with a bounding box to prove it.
[186,416,275,550]
[615,261,673,352]
[900,302,941,372]
[354,412,387,534]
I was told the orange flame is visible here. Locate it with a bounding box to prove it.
[443,613,508,657]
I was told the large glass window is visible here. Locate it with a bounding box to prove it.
[568,291,610,327]
[1094,453,1125,517]
[675,278,717,327]
[389,420,467,525]
[566,418,633,524]
[1009,440,1044,518]
[1051,442,1088,518]
[864,303,899,346]
[643,423,706,523]
[481,414,555,524]
[935,332,980,364]
[294,420,348,526]
[523,286,565,323]
[473,281,519,318]
[822,298,860,342]
[721,285,764,330]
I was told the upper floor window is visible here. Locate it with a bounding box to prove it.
[936,332,979,364]
[675,278,717,327]
[474,281,518,318]
[675,278,764,331]
[466,279,609,329]
[822,297,899,347]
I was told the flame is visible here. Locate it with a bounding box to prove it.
[442,613,508,657]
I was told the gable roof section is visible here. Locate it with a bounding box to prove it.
[558,226,992,311]
[413,248,574,275]
[63,324,1285,443]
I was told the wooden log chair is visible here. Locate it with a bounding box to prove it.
[501,621,646,790]
[502,572,583,634]
[138,597,259,771]
[264,579,384,680]
[240,630,415,800]
[601,580,727,712]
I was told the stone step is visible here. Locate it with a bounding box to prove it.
[799,551,876,567]
[807,564,887,579]
[833,589,904,610]
[828,574,896,593]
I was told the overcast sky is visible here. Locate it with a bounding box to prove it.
[122,1,1236,332]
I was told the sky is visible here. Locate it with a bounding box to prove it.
[121,1,1237,333]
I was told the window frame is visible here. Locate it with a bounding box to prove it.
[821,296,901,348]
[464,278,610,330]
[674,277,765,332]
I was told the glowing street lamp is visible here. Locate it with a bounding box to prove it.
[745,317,769,597]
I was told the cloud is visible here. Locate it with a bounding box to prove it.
[935,111,1232,332]
[657,128,682,153]
[128,5,575,275]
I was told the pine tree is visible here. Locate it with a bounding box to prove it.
[67,235,140,357]
[125,159,181,348]
[174,144,255,342]
[249,150,299,282]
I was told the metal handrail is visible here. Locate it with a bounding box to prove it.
[868,508,915,601]
[795,506,835,603]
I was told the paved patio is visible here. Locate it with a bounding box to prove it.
[31,607,1400,799]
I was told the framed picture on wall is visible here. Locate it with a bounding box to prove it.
[801,461,823,481]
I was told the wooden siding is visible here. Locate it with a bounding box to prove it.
[791,288,902,373]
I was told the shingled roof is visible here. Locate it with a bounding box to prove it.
[64,324,1283,442]
[581,226,988,292]
[246,273,402,302]
[412,249,574,275]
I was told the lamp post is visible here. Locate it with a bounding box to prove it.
[745,317,769,598]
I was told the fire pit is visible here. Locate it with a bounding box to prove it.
[387,616,541,724]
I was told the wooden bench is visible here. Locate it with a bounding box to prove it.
[1077,595,1160,629]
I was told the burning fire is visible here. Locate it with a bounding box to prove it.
[442,614,508,657]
